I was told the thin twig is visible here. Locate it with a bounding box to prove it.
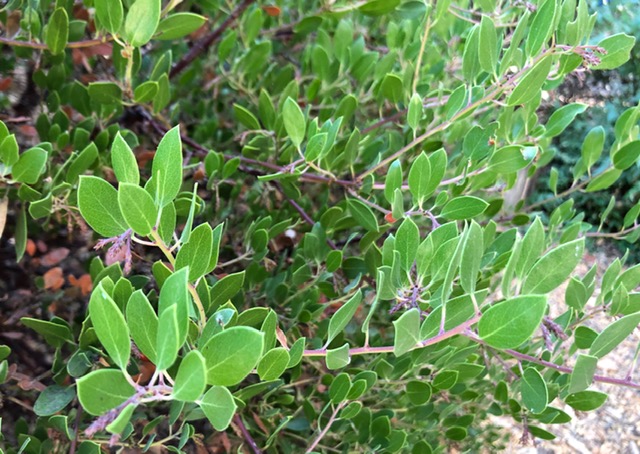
[233,414,262,454]
[305,402,347,453]
[170,0,256,79]
[0,35,114,50]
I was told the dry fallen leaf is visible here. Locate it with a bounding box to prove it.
[41,247,70,267]
[25,239,36,257]
[43,267,64,290]
[68,273,92,296]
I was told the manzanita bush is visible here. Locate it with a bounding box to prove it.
[1,0,640,452]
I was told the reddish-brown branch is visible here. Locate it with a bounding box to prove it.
[170,0,256,79]
[0,35,113,50]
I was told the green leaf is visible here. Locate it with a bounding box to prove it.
[111,132,139,185]
[304,132,327,162]
[89,282,130,369]
[156,13,206,40]
[522,238,584,294]
[347,198,379,232]
[589,312,640,358]
[124,0,161,47]
[173,350,206,402]
[158,267,190,344]
[479,15,498,74]
[462,25,480,82]
[88,82,122,104]
[77,369,135,416]
[543,103,587,138]
[396,217,419,271]
[329,373,351,403]
[478,295,547,349]
[21,318,73,348]
[380,73,403,103]
[202,326,264,386]
[581,126,605,171]
[209,271,245,311]
[520,367,547,414]
[488,146,529,173]
[612,140,640,170]
[393,308,420,356]
[441,196,488,220]
[95,0,123,35]
[460,221,483,293]
[126,290,158,364]
[593,33,636,70]
[385,160,403,204]
[106,403,136,435]
[282,97,306,149]
[569,354,598,394]
[257,347,290,381]
[565,390,608,411]
[199,386,236,431]
[515,217,545,279]
[407,93,422,131]
[406,381,432,405]
[67,143,98,183]
[287,337,306,368]
[133,81,159,103]
[326,291,362,346]
[156,305,180,371]
[586,168,622,192]
[151,126,182,207]
[175,223,213,281]
[326,343,350,369]
[0,134,19,166]
[525,0,557,56]
[12,147,47,184]
[507,55,552,106]
[34,385,75,416]
[118,183,157,236]
[408,152,432,207]
[46,8,69,56]
[432,370,459,389]
[233,104,261,130]
[207,223,224,274]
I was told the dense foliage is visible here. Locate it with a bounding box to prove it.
[1,0,640,452]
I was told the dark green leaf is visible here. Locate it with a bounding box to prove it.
[34,385,75,416]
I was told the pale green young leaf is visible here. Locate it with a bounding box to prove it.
[257,347,290,381]
[118,183,158,236]
[106,403,136,434]
[77,369,134,416]
[78,176,128,237]
[326,343,350,369]
[151,126,182,207]
[522,238,584,294]
[326,290,362,346]
[156,13,207,40]
[407,93,422,131]
[0,134,19,166]
[479,15,498,74]
[589,312,640,358]
[304,132,327,162]
[478,295,547,349]
[124,0,161,47]
[408,152,432,207]
[89,282,130,370]
[460,221,484,294]
[95,0,123,35]
[385,160,403,204]
[393,308,420,356]
[569,354,598,394]
[12,147,47,184]
[126,290,158,364]
[46,8,69,56]
[507,55,552,106]
[199,386,236,431]
[520,368,548,414]
[173,350,207,402]
[525,0,557,56]
[440,196,488,220]
[111,132,139,185]
[155,305,180,371]
[175,223,213,281]
[395,217,419,271]
[202,326,264,385]
[282,97,305,148]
